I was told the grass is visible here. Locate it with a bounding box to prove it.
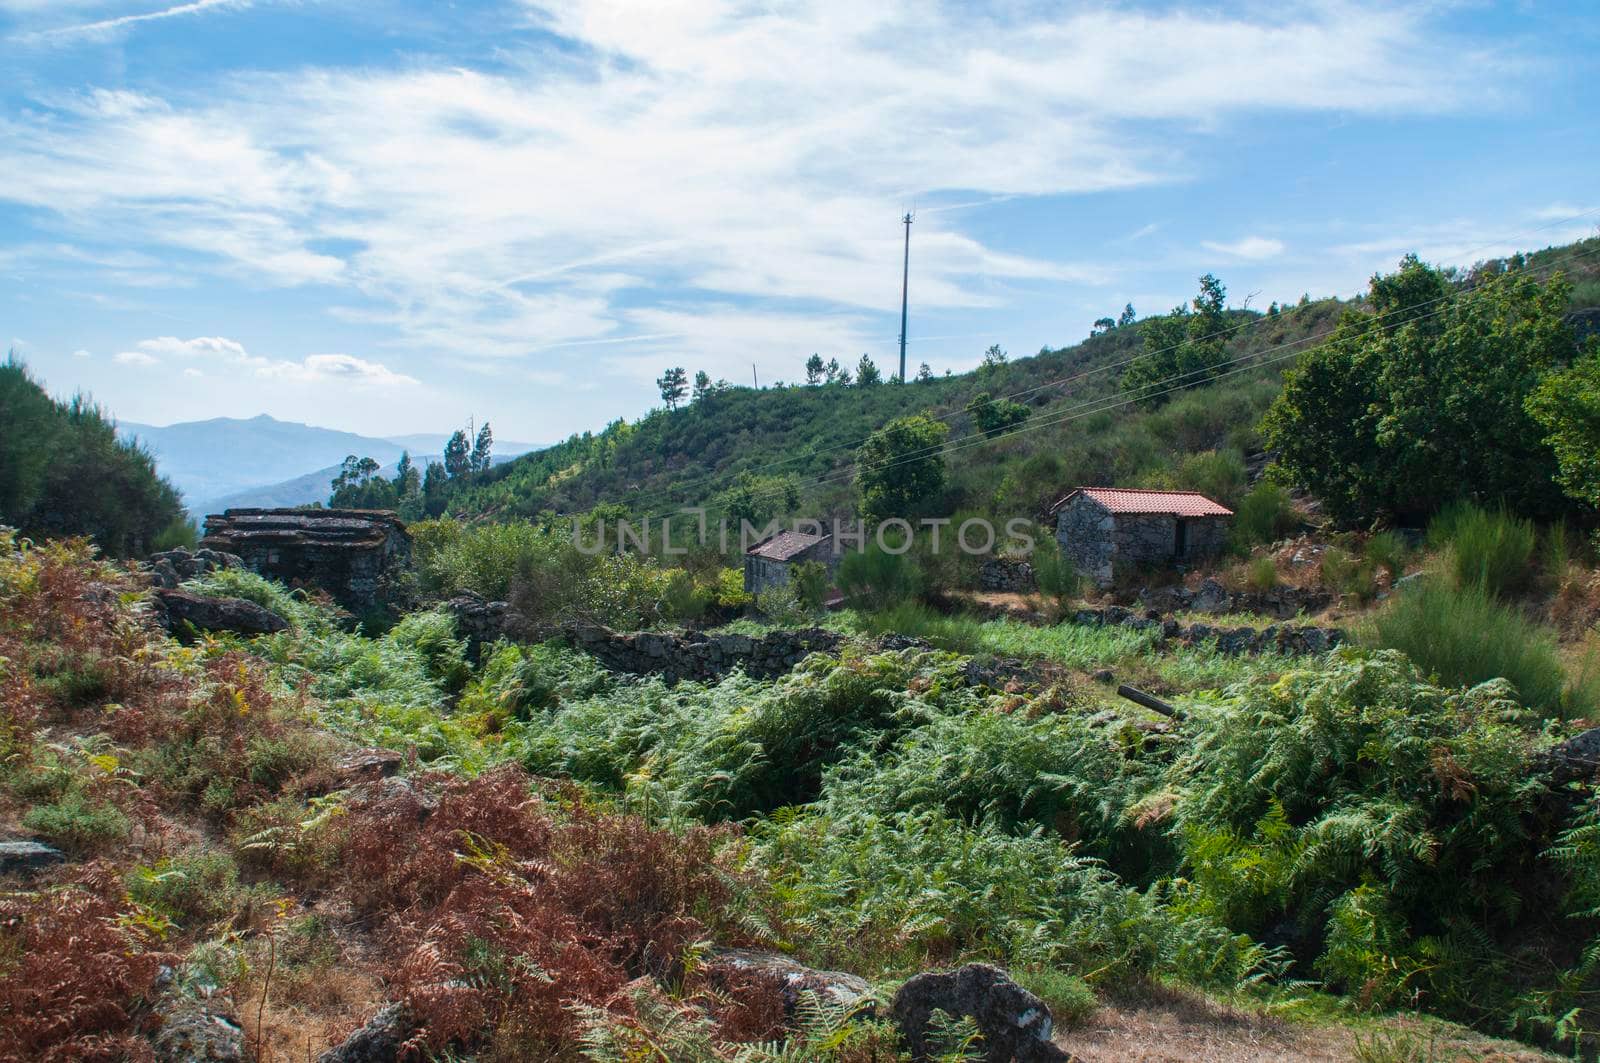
[1368,577,1576,716]
[1428,501,1536,599]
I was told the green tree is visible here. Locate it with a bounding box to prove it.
[1117,303,1136,328]
[0,357,185,556]
[965,391,1031,438]
[422,460,449,516]
[657,367,688,410]
[916,362,933,382]
[692,370,712,403]
[393,451,415,494]
[1092,317,1115,336]
[1120,273,1229,405]
[444,429,471,479]
[977,344,1008,380]
[856,414,949,520]
[1263,255,1573,524]
[824,357,842,384]
[1526,340,1600,509]
[715,472,801,528]
[470,422,494,473]
[804,354,826,386]
[856,354,882,387]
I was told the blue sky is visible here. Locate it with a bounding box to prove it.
[2,0,1596,439]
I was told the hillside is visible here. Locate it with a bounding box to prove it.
[441,237,1600,527]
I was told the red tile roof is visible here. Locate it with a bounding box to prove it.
[746,530,830,561]
[1053,487,1233,518]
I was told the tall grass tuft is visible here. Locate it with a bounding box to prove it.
[1232,482,1297,548]
[1370,578,1570,715]
[1427,501,1536,599]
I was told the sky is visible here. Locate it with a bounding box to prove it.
[1,1,1597,439]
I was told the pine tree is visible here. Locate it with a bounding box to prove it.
[1118,303,1137,328]
[470,422,494,473]
[444,429,471,479]
[856,354,882,387]
[692,370,711,403]
[916,362,933,382]
[657,367,688,410]
[804,354,825,386]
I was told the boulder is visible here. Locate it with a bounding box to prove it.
[317,1003,414,1063]
[890,964,1073,1063]
[1542,727,1600,783]
[1191,578,1232,614]
[151,997,250,1062]
[710,948,871,1015]
[154,589,289,637]
[0,839,65,875]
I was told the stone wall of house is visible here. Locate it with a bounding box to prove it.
[1055,495,1116,585]
[199,508,411,612]
[978,557,1035,592]
[1058,497,1230,588]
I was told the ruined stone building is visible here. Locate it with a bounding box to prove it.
[743,530,837,594]
[199,508,411,611]
[1051,487,1232,587]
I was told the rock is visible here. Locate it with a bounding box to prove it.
[710,948,871,1015]
[1191,578,1232,614]
[153,589,289,637]
[1541,727,1600,783]
[317,1003,414,1063]
[1090,669,1114,684]
[147,546,244,590]
[151,998,250,1062]
[890,964,1072,1063]
[302,749,405,796]
[0,839,65,875]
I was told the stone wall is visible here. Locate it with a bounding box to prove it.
[200,508,410,612]
[146,546,243,589]
[1055,494,1116,585]
[444,594,844,681]
[567,624,844,682]
[1069,605,1344,655]
[978,557,1035,592]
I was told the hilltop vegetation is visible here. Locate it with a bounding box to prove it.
[0,356,188,556]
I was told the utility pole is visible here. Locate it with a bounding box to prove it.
[752,363,758,388]
[898,211,913,382]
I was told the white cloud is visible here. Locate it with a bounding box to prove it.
[257,353,418,387]
[0,1,1523,386]
[73,348,90,358]
[1201,236,1286,261]
[114,335,416,387]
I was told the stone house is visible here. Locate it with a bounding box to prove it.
[743,530,837,594]
[199,508,411,612]
[1051,487,1232,587]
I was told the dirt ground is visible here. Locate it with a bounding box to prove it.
[1057,984,1562,1063]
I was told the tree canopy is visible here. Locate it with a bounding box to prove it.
[0,357,186,556]
[1263,256,1576,524]
[855,413,949,521]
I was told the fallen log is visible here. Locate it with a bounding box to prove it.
[1117,684,1183,720]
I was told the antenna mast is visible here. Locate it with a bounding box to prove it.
[898,211,913,382]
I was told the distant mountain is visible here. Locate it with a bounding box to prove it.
[116,414,540,517]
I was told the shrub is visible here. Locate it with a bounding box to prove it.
[1175,449,1248,509]
[1370,578,1571,715]
[790,560,830,611]
[1232,482,1296,547]
[1243,556,1278,593]
[1031,536,1080,605]
[1010,967,1098,1027]
[1428,501,1536,598]
[1363,530,1408,582]
[715,567,752,610]
[837,545,924,611]
[21,786,130,852]
[663,569,712,623]
[1320,546,1375,601]
[127,849,265,932]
